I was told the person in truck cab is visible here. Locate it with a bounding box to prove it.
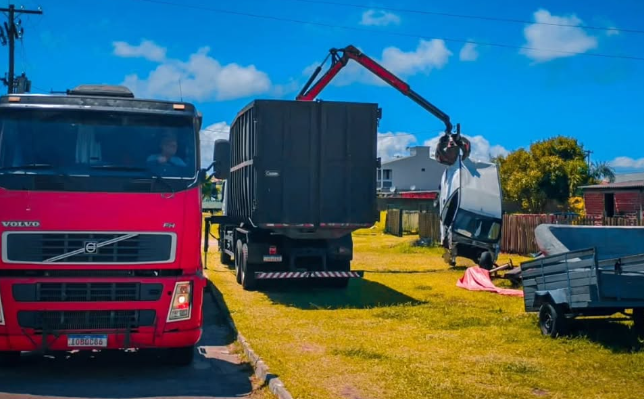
[147,132,186,167]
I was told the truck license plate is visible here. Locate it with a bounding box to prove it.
[67,334,108,348]
[263,255,282,262]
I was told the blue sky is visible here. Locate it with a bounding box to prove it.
[6,0,644,170]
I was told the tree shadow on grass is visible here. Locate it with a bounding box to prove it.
[256,278,426,310]
[565,318,644,353]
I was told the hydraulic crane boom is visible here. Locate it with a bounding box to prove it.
[296,45,470,166]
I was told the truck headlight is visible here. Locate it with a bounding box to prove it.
[167,281,192,322]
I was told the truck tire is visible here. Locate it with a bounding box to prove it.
[164,345,195,366]
[240,243,257,291]
[0,351,20,367]
[220,249,232,266]
[326,260,350,289]
[235,240,243,284]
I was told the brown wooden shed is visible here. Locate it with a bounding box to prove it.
[579,180,644,222]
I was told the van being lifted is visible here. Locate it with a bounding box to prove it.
[439,157,503,269]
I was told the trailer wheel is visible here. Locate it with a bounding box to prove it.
[240,243,257,291]
[0,351,20,367]
[538,302,568,338]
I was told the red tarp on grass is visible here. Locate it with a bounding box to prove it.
[457,266,524,297]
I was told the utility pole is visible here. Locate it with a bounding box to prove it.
[584,150,593,168]
[0,4,43,94]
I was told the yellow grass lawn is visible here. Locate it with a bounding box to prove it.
[205,233,644,399]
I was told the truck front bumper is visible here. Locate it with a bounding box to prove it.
[0,327,202,352]
[0,273,207,353]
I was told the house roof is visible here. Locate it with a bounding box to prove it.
[615,172,644,183]
[580,180,644,190]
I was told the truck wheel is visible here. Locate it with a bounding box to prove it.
[632,308,644,333]
[241,243,257,291]
[220,250,232,266]
[326,260,350,289]
[235,240,243,284]
[0,351,20,366]
[538,302,568,338]
[164,345,195,366]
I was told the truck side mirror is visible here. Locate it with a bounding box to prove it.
[213,139,231,180]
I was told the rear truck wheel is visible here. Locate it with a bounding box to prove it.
[164,345,195,366]
[220,247,232,265]
[632,308,644,333]
[241,243,257,291]
[538,302,569,338]
[235,240,243,284]
[0,351,21,367]
[326,260,350,289]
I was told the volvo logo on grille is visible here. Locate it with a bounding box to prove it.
[84,241,98,254]
[2,221,40,228]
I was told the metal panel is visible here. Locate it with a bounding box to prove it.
[227,99,379,231]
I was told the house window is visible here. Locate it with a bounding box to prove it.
[383,169,392,180]
[604,193,615,217]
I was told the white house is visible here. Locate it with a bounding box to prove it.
[377,146,447,192]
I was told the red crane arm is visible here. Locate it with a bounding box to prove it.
[296,45,471,165]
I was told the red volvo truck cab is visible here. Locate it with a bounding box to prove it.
[0,85,208,366]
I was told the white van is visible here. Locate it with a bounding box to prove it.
[439,157,503,269]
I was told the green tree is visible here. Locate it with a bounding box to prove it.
[492,136,593,213]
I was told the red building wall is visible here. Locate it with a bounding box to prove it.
[584,192,604,218]
[584,190,643,219]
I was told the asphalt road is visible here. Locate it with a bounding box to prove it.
[0,291,257,399]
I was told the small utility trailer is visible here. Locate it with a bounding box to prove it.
[520,247,644,337]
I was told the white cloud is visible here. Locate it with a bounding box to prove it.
[112,39,167,62]
[459,43,479,61]
[378,132,418,162]
[606,27,620,36]
[199,121,231,169]
[117,43,273,101]
[318,40,452,87]
[360,9,401,26]
[521,9,598,62]
[609,156,644,170]
[423,133,509,162]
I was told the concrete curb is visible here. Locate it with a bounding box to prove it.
[206,279,295,399]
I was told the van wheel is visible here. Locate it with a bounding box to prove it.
[241,244,257,291]
[0,351,20,367]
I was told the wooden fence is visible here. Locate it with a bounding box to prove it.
[385,209,644,255]
[500,214,644,255]
[419,212,441,244]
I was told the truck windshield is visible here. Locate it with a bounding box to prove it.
[0,108,197,179]
[453,209,501,242]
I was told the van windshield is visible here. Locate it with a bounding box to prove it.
[0,108,197,179]
[453,209,502,242]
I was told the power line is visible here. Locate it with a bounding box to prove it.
[284,0,643,35]
[133,0,644,61]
